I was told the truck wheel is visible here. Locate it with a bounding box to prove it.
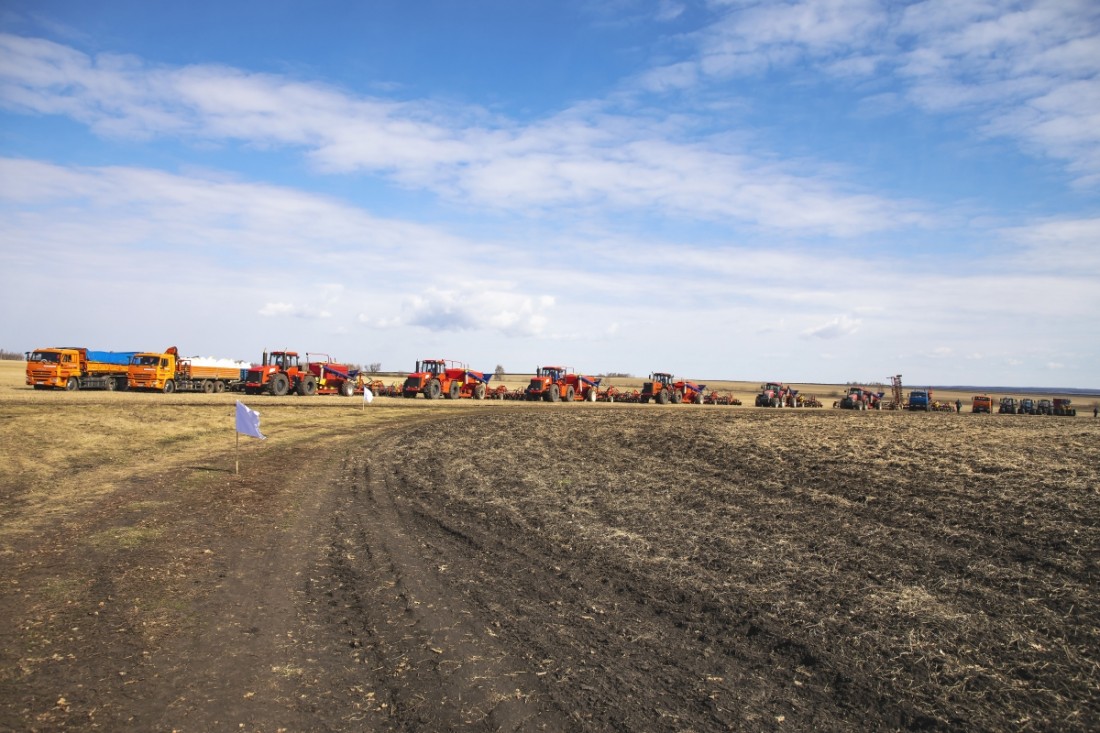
[215,381,226,393]
[270,373,290,396]
[425,379,442,399]
[202,380,215,394]
[104,376,116,391]
[65,377,79,391]
[297,375,317,396]
[163,380,176,394]
[565,386,575,401]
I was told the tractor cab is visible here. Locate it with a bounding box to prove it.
[650,372,675,387]
[270,351,300,369]
[418,359,447,376]
[537,366,566,382]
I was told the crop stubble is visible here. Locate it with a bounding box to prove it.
[380,409,1099,731]
[1,390,1097,731]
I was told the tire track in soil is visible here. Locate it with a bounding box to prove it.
[316,445,570,731]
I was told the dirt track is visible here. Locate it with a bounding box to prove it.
[2,406,1098,732]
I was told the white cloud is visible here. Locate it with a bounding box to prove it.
[383,286,556,338]
[0,32,925,236]
[672,1,1100,182]
[803,314,862,339]
[259,302,296,317]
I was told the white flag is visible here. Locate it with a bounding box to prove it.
[363,388,374,404]
[235,401,266,440]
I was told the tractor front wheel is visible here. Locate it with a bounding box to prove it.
[424,379,442,399]
[270,373,290,396]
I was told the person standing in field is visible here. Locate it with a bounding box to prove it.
[956,399,962,413]
[1094,406,1097,418]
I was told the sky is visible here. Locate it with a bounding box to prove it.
[1,0,1098,387]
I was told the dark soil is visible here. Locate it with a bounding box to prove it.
[2,407,1097,732]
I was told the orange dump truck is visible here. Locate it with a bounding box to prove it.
[25,347,138,391]
[971,395,993,413]
[128,347,248,393]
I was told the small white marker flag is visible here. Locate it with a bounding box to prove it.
[235,400,266,440]
[363,387,374,404]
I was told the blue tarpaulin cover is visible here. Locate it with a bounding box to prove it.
[87,351,139,365]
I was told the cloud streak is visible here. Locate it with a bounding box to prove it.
[0,32,922,236]
[652,0,1100,183]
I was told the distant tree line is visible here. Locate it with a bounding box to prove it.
[599,372,634,378]
[0,349,25,361]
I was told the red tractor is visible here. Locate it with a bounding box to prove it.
[402,359,491,399]
[525,365,601,402]
[839,386,882,410]
[640,372,707,404]
[755,382,796,408]
[244,350,359,396]
[243,350,316,396]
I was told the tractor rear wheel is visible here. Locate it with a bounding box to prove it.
[671,390,683,404]
[270,373,290,396]
[656,390,670,405]
[425,379,442,399]
[546,387,560,402]
[297,375,317,396]
[565,386,575,401]
[447,380,461,399]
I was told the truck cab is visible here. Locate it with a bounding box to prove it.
[972,395,993,413]
[907,390,932,411]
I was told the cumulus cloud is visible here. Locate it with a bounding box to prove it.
[381,286,556,338]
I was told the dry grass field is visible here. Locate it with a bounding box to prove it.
[1,359,1097,732]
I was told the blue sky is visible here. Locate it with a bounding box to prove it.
[1,0,1098,387]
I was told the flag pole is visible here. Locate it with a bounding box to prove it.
[235,430,240,474]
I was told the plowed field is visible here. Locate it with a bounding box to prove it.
[2,398,1097,732]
